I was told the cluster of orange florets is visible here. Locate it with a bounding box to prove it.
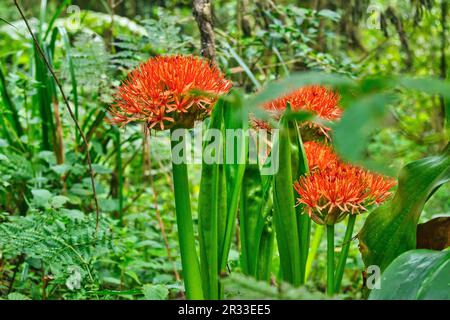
[254,85,342,137]
[294,142,396,225]
[110,55,232,130]
[109,55,396,226]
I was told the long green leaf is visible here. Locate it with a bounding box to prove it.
[272,115,301,285]
[288,121,310,283]
[58,26,80,146]
[255,217,275,282]
[369,249,450,300]
[33,39,56,150]
[240,163,263,275]
[44,0,72,41]
[332,93,396,174]
[0,63,24,138]
[219,91,248,273]
[198,99,225,299]
[358,144,450,271]
[222,42,261,89]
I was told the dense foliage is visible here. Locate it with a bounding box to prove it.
[0,0,448,300]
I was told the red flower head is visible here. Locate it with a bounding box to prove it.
[294,142,396,225]
[363,171,398,205]
[303,141,339,171]
[253,85,342,138]
[110,55,232,130]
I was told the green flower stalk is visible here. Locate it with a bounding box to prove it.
[109,55,231,300]
[254,86,343,286]
[171,134,204,299]
[294,142,396,295]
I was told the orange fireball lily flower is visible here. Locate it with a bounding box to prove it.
[254,85,342,137]
[294,142,396,225]
[363,171,397,205]
[303,141,339,171]
[110,55,232,130]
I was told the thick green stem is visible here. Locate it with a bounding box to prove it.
[115,129,123,223]
[334,214,356,293]
[256,224,274,282]
[326,224,335,296]
[305,224,323,281]
[171,136,203,300]
[298,213,311,284]
[291,122,309,284]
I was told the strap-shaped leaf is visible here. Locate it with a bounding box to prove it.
[240,163,265,276]
[369,249,450,300]
[198,92,248,299]
[272,116,302,285]
[198,99,225,299]
[358,144,450,271]
[220,92,248,272]
[240,152,274,280]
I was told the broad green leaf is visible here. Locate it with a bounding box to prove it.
[142,284,169,300]
[318,9,341,21]
[92,163,113,174]
[223,273,329,300]
[369,250,450,300]
[62,209,85,220]
[31,189,53,208]
[245,72,354,110]
[332,93,396,174]
[51,195,69,208]
[7,292,31,300]
[38,150,56,164]
[51,164,71,175]
[99,198,118,212]
[358,145,450,271]
[0,139,8,147]
[396,77,450,99]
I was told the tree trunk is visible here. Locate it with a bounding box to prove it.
[193,0,216,62]
[438,0,448,133]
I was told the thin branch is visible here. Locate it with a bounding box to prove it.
[14,0,100,229]
[386,6,413,72]
[355,38,390,64]
[0,16,18,30]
